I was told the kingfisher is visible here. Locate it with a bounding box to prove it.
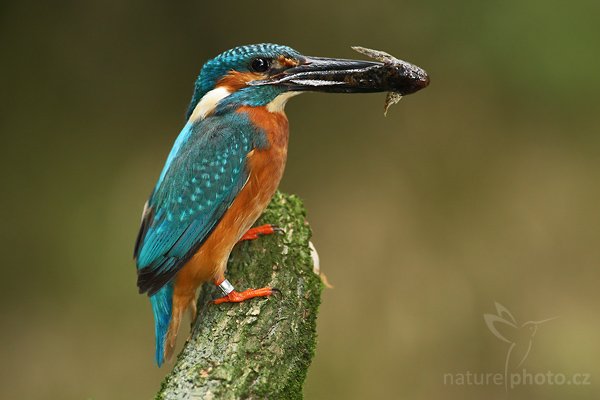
[134,43,429,366]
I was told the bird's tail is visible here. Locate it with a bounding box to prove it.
[149,282,174,367]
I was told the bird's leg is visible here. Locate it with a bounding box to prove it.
[238,224,283,242]
[212,277,278,305]
[188,298,198,328]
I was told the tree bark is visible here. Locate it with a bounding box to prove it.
[156,192,323,400]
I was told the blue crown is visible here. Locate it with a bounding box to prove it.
[186,44,300,118]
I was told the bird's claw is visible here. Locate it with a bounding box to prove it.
[212,287,277,304]
[239,224,284,242]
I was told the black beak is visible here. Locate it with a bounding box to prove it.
[250,54,430,96]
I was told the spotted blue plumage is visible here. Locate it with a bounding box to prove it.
[134,112,264,296]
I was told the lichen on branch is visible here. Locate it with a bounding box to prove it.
[156,192,323,400]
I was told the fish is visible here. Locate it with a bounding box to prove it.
[351,46,429,115]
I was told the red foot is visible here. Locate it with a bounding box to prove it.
[213,288,275,305]
[239,224,282,242]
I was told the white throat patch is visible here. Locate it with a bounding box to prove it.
[189,87,231,122]
[266,91,300,113]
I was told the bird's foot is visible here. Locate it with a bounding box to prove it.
[238,224,284,242]
[213,287,279,305]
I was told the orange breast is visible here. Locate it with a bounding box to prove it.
[173,106,290,297]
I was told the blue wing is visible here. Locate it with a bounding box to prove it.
[134,114,260,295]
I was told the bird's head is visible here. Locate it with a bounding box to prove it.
[521,316,558,338]
[186,43,429,121]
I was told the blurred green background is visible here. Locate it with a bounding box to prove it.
[2,1,600,399]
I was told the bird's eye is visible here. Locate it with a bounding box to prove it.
[250,58,271,73]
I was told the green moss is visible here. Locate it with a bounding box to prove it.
[156,191,323,400]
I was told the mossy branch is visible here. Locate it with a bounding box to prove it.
[156,192,323,400]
